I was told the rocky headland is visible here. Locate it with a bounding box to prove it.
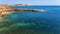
[0,4,44,18]
[0,5,15,17]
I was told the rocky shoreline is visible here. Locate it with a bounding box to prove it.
[0,5,44,18]
[0,5,15,17]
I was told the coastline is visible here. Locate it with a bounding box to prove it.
[0,4,44,18]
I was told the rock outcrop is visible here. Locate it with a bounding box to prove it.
[0,5,14,17]
[0,5,44,18]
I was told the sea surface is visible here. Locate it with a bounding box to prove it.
[0,6,60,34]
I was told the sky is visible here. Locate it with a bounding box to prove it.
[0,0,60,5]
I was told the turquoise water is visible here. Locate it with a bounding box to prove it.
[11,6,60,31]
[0,6,60,34]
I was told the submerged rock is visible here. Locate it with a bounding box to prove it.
[0,5,41,34]
[1,5,60,34]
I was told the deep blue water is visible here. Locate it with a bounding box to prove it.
[1,6,60,34]
[12,6,60,10]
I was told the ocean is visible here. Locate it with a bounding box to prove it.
[0,6,60,34]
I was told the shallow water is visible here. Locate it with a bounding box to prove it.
[0,6,60,34]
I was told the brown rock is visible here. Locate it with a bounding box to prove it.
[0,5,14,18]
